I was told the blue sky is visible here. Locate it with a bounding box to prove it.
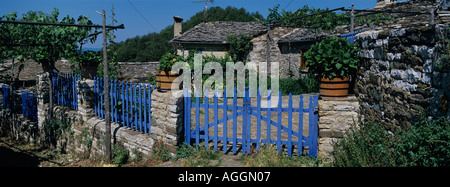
[1,0,406,48]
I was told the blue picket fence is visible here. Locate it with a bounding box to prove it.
[1,84,37,121]
[94,77,156,134]
[21,90,37,121]
[184,88,319,157]
[51,72,81,110]
[340,26,374,43]
[1,84,11,109]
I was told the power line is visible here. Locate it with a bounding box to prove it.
[127,0,158,32]
[283,0,295,10]
[0,19,124,29]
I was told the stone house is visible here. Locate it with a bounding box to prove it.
[168,18,267,58]
[168,17,334,79]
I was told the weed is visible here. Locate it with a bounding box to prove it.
[112,144,129,165]
[241,144,322,167]
[332,117,450,167]
[151,139,171,162]
[175,143,222,167]
[131,148,143,162]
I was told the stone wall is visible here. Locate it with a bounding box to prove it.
[317,96,360,161]
[150,90,184,153]
[118,62,158,82]
[355,24,450,127]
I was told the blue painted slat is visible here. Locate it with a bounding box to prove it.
[100,78,104,119]
[223,88,228,153]
[298,95,304,157]
[138,84,142,132]
[120,81,124,126]
[21,90,26,115]
[242,88,247,154]
[134,83,138,131]
[232,87,237,154]
[143,84,148,134]
[213,89,218,151]
[277,91,282,153]
[94,77,98,117]
[308,96,314,157]
[186,88,190,142]
[204,89,209,149]
[246,88,251,154]
[195,91,200,148]
[125,82,129,128]
[256,89,261,150]
[148,85,152,135]
[287,93,293,156]
[114,79,118,124]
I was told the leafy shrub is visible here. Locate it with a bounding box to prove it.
[332,121,397,167]
[303,37,359,80]
[158,52,184,72]
[225,34,253,62]
[394,117,450,167]
[279,76,319,95]
[332,117,450,167]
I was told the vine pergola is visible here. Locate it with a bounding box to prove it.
[0,10,124,163]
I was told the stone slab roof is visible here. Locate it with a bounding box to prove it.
[278,28,330,43]
[169,21,267,44]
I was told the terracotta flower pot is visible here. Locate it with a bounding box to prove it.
[155,70,181,92]
[319,77,350,99]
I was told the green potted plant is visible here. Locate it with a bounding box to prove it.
[77,50,102,79]
[156,52,184,91]
[302,36,359,99]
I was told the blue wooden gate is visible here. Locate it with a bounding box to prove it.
[184,87,319,157]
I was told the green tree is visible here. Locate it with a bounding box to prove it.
[0,8,97,121]
[225,34,254,62]
[0,8,96,71]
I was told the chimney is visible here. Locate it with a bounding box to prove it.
[173,16,183,38]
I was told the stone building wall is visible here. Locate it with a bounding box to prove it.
[247,27,300,79]
[355,24,449,128]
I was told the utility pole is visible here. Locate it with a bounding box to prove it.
[266,23,271,73]
[10,58,14,108]
[101,9,112,164]
[351,3,354,33]
[193,0,214,20]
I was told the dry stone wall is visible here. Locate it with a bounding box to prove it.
[355,24,450,127]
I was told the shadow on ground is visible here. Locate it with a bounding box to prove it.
[0,146,40,167]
